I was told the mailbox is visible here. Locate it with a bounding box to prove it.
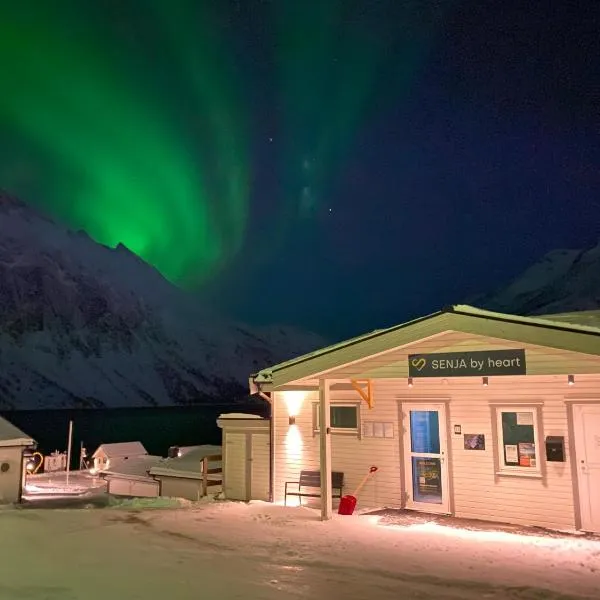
[545,436,565,462]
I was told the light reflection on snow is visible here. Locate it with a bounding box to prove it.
[375,518,587,549]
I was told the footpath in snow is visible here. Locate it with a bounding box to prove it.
[0,499,598,599]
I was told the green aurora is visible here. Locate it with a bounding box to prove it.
[0,1,248,285]
[0,1,447,286]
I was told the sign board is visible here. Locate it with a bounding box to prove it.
[408,349,526,378]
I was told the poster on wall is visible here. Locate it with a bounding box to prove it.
[505,444,519,464]
[464,434,485,450]
[516,412,534,426]
[518,442,536,467]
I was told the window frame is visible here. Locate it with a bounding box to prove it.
[495,405,542,477]
[312,401,361,437]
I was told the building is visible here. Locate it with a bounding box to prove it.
[0,415,36,503]
[91,441,148,473]
[149,445,222,501]
[249,305,600,533]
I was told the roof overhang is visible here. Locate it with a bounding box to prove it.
[250,305,600,391]
[0,438,36,448]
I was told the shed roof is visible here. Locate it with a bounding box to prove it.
[149,445,222,480]
[92,441,147,459]
[0,415,35,447]
[250,305,600,389]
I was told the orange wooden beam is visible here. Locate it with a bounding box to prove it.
[350,379,373,409]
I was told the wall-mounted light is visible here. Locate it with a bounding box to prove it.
[482,376,489,387]
[288,415,296,426]
[568,374,575,386]
[407,377,413,387]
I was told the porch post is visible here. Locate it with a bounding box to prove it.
[318,378,333,520]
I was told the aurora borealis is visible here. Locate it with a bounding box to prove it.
[0,0,442,286]
[1,1,598,339]
[0,1,249,285]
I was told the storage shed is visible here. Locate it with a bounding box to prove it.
[217,414,270,502]
[92,441,147,473]
[149,445,222,501]
[0,415,36,503]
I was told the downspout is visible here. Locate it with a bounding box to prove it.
[255,382,274,503]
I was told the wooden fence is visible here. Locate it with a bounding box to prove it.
[201,454,223,497]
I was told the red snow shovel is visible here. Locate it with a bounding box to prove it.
[338,466,378,515]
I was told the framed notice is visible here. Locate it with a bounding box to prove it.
[362,421,394,439]
[504,444,519,464]
[464,434,485,450]
[518,442,536,467]
[516,412,534,426]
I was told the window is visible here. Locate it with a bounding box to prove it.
[313,403,360,435]
[496,407,541,475]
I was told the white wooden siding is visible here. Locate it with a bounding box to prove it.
[273,384,403,508]
[273,373,600,531]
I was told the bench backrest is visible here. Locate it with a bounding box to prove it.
[299,470,344,490]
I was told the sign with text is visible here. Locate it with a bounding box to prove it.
[408,349,526,378]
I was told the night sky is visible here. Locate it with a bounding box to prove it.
[1,1,598,341]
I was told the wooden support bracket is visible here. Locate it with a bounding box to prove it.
[350,379,373,409]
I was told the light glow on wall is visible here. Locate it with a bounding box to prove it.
[285,425,303,462]
[283,391,306,417]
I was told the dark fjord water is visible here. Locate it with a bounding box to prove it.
[1,403,269,462]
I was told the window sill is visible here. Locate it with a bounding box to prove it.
[313,429,360,437]
[495,470,543,479]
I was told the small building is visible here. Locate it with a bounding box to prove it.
[217,414,270,502]
[0,415,36,503]
[149,445,222,501]
[100,454,162,498]
[91,441,147,473]
[249,305,600,534]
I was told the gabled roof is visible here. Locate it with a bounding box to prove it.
[0,415,35,447]
[92,441,147,459]
[250,305,600,389]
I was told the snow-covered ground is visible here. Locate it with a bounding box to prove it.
[1,500,598,599]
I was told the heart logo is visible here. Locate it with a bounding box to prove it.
[411,357,426,371]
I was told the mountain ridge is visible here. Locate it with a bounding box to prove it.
[469,241,600,316]
[0,191,324,409]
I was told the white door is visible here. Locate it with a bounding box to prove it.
[402,403,450,514]
[225,433,247,501]
[250,433,270,501]
[573,404,600,533]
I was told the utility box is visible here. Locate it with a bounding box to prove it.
[545,436,566,462]
[217,414,270,502]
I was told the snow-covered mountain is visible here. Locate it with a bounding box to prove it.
[0,192,324,409]
[471,242,600,315]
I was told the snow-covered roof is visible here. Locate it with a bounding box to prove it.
[92,441,147,459]
[250,304,600,388]
[0,415,35,447]
[218,413,264,420]
[101,455,162,478]
[150,445,222,480]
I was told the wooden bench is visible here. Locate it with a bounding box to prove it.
[284,470,344,506]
